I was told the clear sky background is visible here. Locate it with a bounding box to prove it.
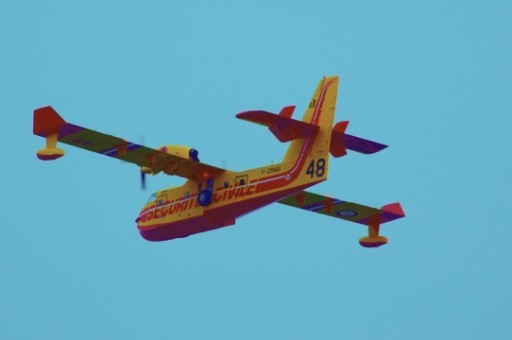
[2,1,511,339]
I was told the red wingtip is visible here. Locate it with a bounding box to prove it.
[381,202,405,217]
[33,106,66,136]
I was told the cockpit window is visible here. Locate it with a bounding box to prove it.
[147,193,157,204]
[157,194,168,206]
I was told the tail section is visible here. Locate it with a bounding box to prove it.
[235,76,339,191]
[281,75,338,186]
[236,76,387,162]
[282,76,338,163]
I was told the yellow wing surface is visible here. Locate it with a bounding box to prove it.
[33,106,225,180]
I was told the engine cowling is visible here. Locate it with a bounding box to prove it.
[140,145,200,175]
[158,145,200,161]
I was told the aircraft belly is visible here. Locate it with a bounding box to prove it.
[139,215,224,241]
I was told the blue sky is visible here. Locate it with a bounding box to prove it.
[2,0,511,339]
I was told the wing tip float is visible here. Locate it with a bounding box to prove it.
[33,106,66,160]
[358,202,405,248]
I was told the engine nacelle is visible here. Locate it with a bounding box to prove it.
[158,145,200,161]
[140,145,200,175]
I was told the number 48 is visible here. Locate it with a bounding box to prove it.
[306,158,326,178]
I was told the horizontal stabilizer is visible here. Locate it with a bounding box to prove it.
[330,124,388,156]
[236,106,319,142]
[344,134,388,154]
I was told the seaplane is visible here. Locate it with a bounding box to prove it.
[33,76,405,248]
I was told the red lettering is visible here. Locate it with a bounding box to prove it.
[241,187,248,197]
[169,202,178,214]
[234,187,245,198]
[227,188,237,200]
[153,208,161,219]
[175,200,187,213]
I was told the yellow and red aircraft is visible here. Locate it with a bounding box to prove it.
[33,76,405,247]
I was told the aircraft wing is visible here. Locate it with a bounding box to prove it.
[33,106,225,180]
[277,191,405,226]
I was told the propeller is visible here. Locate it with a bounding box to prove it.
[141,171,146,190]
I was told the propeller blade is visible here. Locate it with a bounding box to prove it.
[141,171,146,190]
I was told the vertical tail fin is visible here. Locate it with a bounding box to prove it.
[282,76,339,164]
